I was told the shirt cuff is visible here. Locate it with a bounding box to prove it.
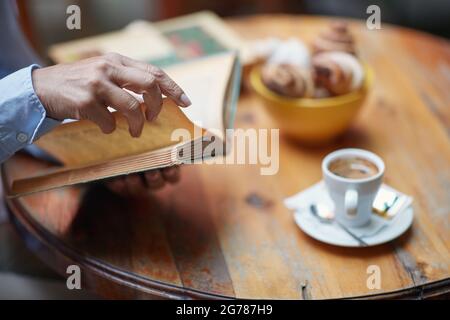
[27,64,60,140]
[0,64,60,157]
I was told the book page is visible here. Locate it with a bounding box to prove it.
[166,52,236,133]
[154,11,246,51]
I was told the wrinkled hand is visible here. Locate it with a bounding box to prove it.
[32,52,191,137]
[33,53,189,194]
[106,166,180,197]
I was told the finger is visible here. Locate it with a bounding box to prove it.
[143,85,163,121]
[117,55,191,107]
[85,104,116,134]
[110,65,156,94]
[106,177,128,195]
[144,170,165,190]
[109,66,163,120]
[102,83,145,137]
[161,166,180,184]
[125,174,147,194]
[153,68,191,108]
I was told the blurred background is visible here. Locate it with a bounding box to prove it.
[19,0,450,58]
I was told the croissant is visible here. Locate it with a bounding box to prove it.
[261,63,314,98]
[312,51,364,96]
[313,21,356,55]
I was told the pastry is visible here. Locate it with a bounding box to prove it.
[313,86,332,99]
[267,38,311,69]
[261,63,314,98]
[312,51,364,95]
[313,21,356,55]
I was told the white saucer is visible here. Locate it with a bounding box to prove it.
[293,206,413,247]
[286,182,414,247]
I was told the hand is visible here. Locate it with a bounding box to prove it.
[106,166,180,197]
[32,53,191,137]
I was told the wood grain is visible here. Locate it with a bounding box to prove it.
[2,15,449,299]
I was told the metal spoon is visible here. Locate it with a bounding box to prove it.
[309,203,369,247]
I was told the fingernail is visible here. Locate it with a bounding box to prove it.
[130,129,139,138]
[179,93,192,107]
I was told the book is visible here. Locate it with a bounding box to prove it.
[48,11,247,68]
[9,52,241,198]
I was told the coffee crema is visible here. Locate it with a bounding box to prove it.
[328,157,378,179]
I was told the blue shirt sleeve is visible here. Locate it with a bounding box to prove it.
[0,64,59,163]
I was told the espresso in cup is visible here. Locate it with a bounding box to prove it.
[322,149,385,228]
[328,157,379,180]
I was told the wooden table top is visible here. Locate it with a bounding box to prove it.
[3,15,450,299]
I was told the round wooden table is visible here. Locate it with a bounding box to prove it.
[3,15,450,299]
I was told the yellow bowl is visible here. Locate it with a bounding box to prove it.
[250,65,373,144]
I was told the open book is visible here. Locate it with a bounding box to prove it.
[9,52,240,197]
[48,11,247,67]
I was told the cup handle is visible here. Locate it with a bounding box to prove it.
[345,189,358,217]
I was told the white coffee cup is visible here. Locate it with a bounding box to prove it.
[322,148,385,228]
